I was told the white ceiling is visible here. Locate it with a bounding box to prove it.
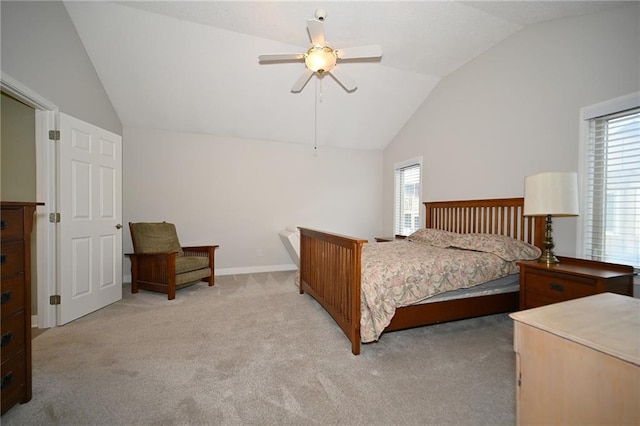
[63,1,628,150]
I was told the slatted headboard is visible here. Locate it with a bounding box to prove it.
[424,197,545,249]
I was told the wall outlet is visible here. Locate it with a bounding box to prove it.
[257,248,263,257]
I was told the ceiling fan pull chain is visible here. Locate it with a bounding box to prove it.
[314,78,318,151]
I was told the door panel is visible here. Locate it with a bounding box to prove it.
[59,113,122,324]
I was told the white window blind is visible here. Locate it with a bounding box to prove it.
[583,106,640,268]
[394,161,421,236]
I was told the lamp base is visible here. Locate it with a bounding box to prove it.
[537,250,560,265]
[537,214,560,265]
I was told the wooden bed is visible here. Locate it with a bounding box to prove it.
[299,197,545,355]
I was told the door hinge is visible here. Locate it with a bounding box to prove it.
[49,295,61,305]
[49,212,61,223]
[49,130,60,141]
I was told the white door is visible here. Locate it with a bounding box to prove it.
[58,113,122,324]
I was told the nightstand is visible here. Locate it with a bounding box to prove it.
[374,235,407,242]
[517,257,634,310]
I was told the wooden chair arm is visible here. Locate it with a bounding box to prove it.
[128,252,177,268]
[126,251,179,258]
[182,245,219,254]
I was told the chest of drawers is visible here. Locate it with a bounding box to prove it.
[517,256,634,310]
[511,293,639,424]
[1,202,41,415]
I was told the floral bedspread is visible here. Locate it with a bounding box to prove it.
[359,233,540,343]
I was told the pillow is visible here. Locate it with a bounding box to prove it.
[407,228,458,247]
[449,233,541,261]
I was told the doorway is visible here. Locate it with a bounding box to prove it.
[1,91,38,317]
[1,76,57,328]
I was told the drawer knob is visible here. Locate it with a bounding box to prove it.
[0,290,11,304]
[0,372,14,390]
[0,219,6,230]
[0,253,6,265]
[0,332,13,347]
[550,282,564,292]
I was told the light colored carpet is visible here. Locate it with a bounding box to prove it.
[3,271,515,425]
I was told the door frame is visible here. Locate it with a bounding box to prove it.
[1,72,58,328]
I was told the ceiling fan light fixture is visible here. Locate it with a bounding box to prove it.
[305,46,337,74]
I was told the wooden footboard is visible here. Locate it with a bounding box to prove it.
[298,228,367,355]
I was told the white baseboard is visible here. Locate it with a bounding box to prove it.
[216,264,297,276]
[122,264,297,283]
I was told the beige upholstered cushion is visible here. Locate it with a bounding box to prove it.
[175,268,211,288]
[131,222,184,256]
[175,256,209,274]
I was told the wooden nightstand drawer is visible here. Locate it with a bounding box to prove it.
[523,291,561,309]
[375,235,407,242]
[525,270,597,301]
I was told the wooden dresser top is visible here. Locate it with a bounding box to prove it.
[511,293,640,366]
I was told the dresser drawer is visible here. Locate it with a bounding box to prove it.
[0,241,25,277]
[525,270,597,301]
[0,209,24,242]
[0,274,26,318]
[1,350,26,411]
[0,311,25,363]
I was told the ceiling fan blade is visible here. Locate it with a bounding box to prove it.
[259,53,304,62]
[307,19,326,46]
[291,68,314,93]
[336,45,383,60]
[329,67,357,92]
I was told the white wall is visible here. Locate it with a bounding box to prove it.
[1,1,121,135]
[383,4,640,257]
[123,127,383,276]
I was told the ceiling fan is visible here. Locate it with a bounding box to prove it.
[258,9,383,93]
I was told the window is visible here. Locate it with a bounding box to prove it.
[394,158,422,236]
[581,94,640,269]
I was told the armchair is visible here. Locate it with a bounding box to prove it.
[128,222,218,300]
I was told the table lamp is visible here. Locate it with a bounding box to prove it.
[524,172,579,264]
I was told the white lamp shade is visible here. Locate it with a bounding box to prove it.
[524,172,579,217]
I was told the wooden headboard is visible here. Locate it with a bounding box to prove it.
[424,197,545,249]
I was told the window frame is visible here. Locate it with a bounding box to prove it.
[578,91,640,269]
[393,156,422,237]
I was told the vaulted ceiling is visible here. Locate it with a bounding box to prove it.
[64,1,627,150]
